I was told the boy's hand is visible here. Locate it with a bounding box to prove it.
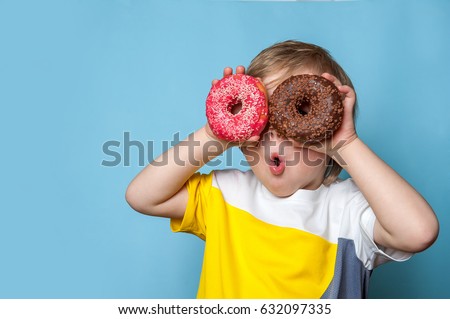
[321,72,358,147]
[205,65,262,148]
[295,73,358,162]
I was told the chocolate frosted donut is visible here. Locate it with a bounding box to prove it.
[269,74,344,143]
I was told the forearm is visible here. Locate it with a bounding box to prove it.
[126,126,229,215]
[334,138,438,251]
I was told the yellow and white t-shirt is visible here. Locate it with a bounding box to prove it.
[171,169,411,298]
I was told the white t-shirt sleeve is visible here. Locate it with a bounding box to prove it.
[338,179,413,270]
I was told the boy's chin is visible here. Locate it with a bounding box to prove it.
[265,185,297,198]
[264,177,324,196]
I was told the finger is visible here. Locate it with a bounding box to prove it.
[212,66,234,86]
[321,72,342,87]
[338,85,356,101]
[248,135,261,142]
[321,72,336,82]
[223,67,233,77]
[238,136,261,148]
[338,85,356,119]
[236,65,245,74]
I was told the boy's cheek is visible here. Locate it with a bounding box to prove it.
[241,146,264,167]
[305,149,327,161]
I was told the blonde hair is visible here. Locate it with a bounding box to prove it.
[247,40,357,185]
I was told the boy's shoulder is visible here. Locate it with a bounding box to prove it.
[326,178,368,207]
[213,168,254,179]
[329,177,360,193]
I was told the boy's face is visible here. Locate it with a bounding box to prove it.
[242,130,328,196]
[241,68,329,197]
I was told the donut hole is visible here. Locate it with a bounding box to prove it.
[295,98,311,116]
[229,99,243,115]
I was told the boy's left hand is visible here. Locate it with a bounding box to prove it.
[295,73,358,161]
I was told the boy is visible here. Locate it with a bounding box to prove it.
[126,40,439,298]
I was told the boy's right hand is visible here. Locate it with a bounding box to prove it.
[211,65,246,86]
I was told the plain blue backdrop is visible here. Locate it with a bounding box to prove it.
[0,0,449,298]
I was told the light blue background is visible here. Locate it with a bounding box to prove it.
[0,0,449,298]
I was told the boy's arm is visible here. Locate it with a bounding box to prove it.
[337,137,439,253]
[125,126,229,218]
[320,74,439,253]
[126,65,254,219]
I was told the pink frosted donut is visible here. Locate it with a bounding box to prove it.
[206,74,268,141]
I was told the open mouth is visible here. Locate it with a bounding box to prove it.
[269,153,285,176]
[273,157,281,166]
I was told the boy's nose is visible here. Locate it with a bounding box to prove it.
[261,129,286,149]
